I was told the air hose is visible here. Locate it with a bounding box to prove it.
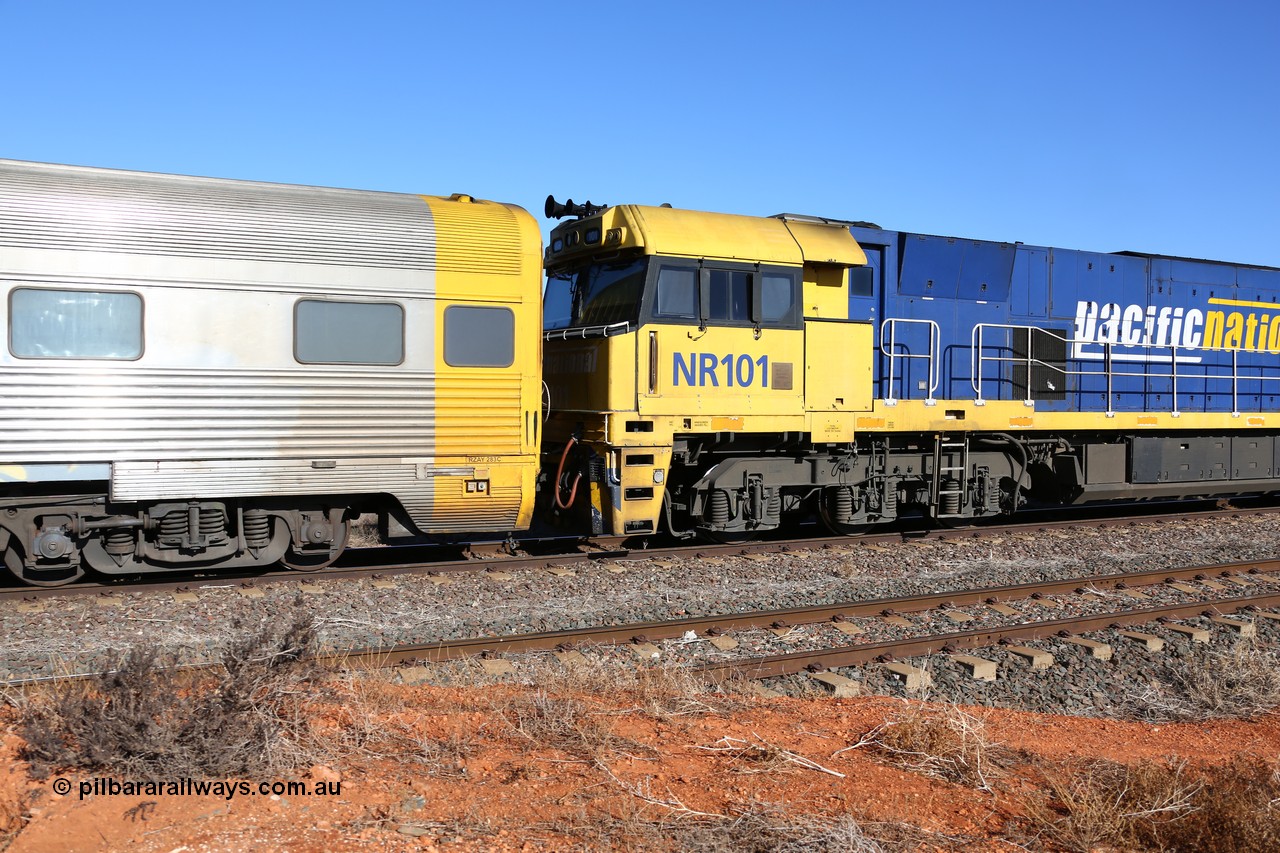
[553,436,582,510]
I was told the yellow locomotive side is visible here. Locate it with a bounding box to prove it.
[425,195,544,532]
[543,204,875,536]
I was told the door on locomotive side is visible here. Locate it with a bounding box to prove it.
[636,260,806,420]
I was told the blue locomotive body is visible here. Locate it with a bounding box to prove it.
[852,225,1280,417]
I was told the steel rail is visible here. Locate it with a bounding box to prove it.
[693,592,1280,682]
[323,559,1280,669]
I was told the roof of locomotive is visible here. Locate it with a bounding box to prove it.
[546,202,866,268]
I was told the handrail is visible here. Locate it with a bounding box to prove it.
[879,318,939,406]
[543,321,631,341]
[972,322,1279,417]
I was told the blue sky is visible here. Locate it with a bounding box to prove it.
[3,1,1278,265]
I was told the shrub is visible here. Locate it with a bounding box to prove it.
[1126,637,1280,721]
[853,702,1007,790]
[19,612,319,780]
[1024,757,1280,852]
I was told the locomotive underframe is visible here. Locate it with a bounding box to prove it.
[660,431,1015,539]
[562,428,1280,541]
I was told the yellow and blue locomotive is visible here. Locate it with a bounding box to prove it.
[541,197,1280,541]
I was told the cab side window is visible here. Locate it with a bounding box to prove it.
[761,273,795,322]
[707,270,751,322]
[654,267,698,319]
[647,263,799,330]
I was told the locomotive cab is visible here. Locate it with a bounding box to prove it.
[541,200,879,540]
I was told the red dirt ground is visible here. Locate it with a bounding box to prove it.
[0,683,1275,852]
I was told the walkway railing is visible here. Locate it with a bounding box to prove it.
[970,322,1280,417]
[879,318,939,406]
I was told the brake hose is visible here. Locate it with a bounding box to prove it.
[553,436,582,510]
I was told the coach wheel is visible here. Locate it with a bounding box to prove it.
[818,515,874,537]
[931,511,980,530]
[3,542,85,587]
[280,517,350,571]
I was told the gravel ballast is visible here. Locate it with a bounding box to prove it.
[3,512,1280,718]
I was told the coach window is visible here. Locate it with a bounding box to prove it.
[444,305,514,367]
[10,288,143,359]
[295,300,404,365]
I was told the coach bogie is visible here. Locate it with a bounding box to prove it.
[0,495,367,583]
[280,507,351,570]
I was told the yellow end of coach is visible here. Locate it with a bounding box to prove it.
[424,195,544,532]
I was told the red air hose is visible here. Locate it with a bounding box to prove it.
[553,436,583,510]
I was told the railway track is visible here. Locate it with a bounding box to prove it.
[7,555,1277,691]
[3,500,1277,603]
[6,506,1280,700]
[324,558,1280,675]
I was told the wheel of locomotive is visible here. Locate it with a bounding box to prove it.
[817,503,875,536]
[932,511,1001,532]
[817,486,874,537]
[280,516,351,571]
[696,527,760,545]
[3,542,85,587]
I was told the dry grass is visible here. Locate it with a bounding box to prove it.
[347,512,382,548]
[0,790,29,851]
[417,650,732,720]
[843,702,1008,791]
[304,670,477,776]
[1023,757,1280,852]
[301,650,722,776]
[1125,637,1280,721]
[499,690,648,760]
[643,809,885,853]
[535,652,731,719]
[696,735,845,779]
[18,612,321,780]
[549,799,887,853]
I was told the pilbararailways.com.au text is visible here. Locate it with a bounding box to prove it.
[54,777,342,801]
